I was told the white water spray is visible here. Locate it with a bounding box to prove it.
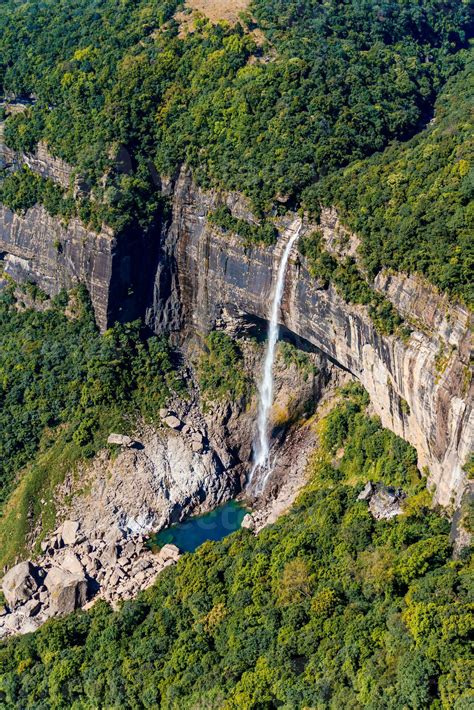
[249,222,302,493]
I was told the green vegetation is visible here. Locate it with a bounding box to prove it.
[307,56,474,306]
[0,0,471,302]
[0,166,119,231]
[279,341,318,380]
[0,166,72,217]
[198,331,249,402]
[1,385,471,709]
[299,230,407,335]
[209,206,277,246]
[0,286,182,563]
[0,4,471,703]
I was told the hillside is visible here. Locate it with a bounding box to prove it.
[0,386,472,708]
[0,1,472,707]
[1,0,472,301]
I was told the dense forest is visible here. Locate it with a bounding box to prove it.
[0,385,471,709]
[307,57,474,305]
[0,0,472,302]
[0,286,182,567]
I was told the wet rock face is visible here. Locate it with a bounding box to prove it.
[154,168,473,506]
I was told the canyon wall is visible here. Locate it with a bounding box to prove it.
[156,169,473,506]
[0,204,115,329]
[0,142,161,330]
[0,147,471,506]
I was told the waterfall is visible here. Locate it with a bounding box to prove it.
[249,222,302,493]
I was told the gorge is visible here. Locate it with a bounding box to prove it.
[0,1,472,704]
[1,155,470,508]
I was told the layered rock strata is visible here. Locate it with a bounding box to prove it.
[0,146,471,505]
[156,169,473,505]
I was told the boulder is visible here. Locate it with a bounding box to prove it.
[44,567,88,615]
[18,599,41,618]
[2,562,40,609]
[163,415,182,430]
[60,551,84,577]
[107,433,135,447]
[157,544,180,563]
[131,559,151,574]
[122,540,137,558]
[99,544,119,567]
[368,486,406,520]
[59,520,80,546]
[3,614,21,632]
[241,514,255,531]
[19,618,40,635]
[135,570,146,585]
[357,481,374,502]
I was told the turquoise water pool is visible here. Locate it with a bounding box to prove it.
[152,500,248,553]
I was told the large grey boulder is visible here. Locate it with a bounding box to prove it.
[58,520,80,546]
[157,544,180,563]
[44,567,88,615]
[60,551,84,577]
[2,562,40,609]
[357,481,374,502]
[162,415,182,430]
[368,486,406,520]
[107,433,135,447]
[18,599,41,618]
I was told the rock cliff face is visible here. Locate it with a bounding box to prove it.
[0,147,471,506]
[154,168,473,506]
[0,204,115,329]
[0,141,162,329]
[0,140,77,191]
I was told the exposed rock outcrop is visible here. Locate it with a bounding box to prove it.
[0,143,471,506]
[0,140,163,330]
[357,482,406,520]
[153,168,473,506]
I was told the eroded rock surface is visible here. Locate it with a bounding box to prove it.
[154,168,473,505]
[0,144,470,506]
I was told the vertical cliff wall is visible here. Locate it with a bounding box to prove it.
[0,141,162,329]
[154,169,473,506]
[0,203,115,329]
[0,148,471,506]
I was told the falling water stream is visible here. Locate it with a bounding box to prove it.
[249,222,302,493]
